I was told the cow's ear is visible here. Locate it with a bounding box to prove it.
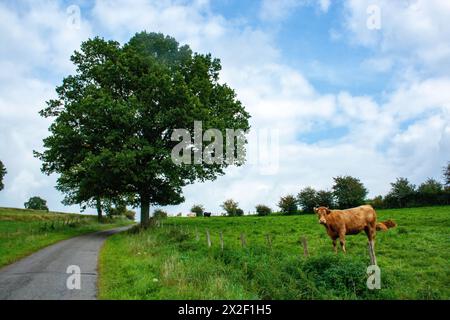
[326,208,331,214]
[313,207,318,213]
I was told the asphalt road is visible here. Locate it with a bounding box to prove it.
[0,226,130,300]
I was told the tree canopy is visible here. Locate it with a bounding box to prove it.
[297,187,335,213]
[418,178,443,194]
[278,195,298,215]
[384,177,416,208]
[24,196,49,211]
[191,204,205,217]
[35,32,250,224]
[332,176,368,209]
[221,199,243,216]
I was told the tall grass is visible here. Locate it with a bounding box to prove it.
[99,206,450,300]
[0,208,133,268]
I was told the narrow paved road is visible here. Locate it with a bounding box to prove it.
[0,226,130,300]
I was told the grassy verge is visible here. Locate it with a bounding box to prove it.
[0,207,133,268]
[99,206,450,300]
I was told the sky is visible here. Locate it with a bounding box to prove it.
[0,0,449,216]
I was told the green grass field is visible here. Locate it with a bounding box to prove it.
[99,206,450,300]
[0,207,133,268]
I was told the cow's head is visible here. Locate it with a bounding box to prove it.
[314,206,331,225]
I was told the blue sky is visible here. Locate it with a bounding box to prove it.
[0,0,449,215]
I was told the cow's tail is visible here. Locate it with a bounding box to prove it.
[376,219,397,231]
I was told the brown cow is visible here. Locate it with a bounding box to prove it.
[376,219,397,231]
[314,205,378,265]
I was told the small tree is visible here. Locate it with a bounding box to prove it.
[385,177,416,208]
[0,160,6,192]
[369,195,385,209]
[332,176,368,209]
[154,209,168,219]
[221,199,242,216]
[297,187,317,213]
[316,190,334,208]
[105,202,127,217]
[418,178,443,194]
[191,204,205,217]
[278,195,298,215]
[255,204,272,216]
[24,196,49,211]
[124,210,136,221]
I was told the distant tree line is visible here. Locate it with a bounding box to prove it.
[182,163,450,217]
[369,176,450,209]
[293,163,450,213]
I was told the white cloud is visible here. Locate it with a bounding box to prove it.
[343,0,450,74]
[259,0,302,21]
[361,57,393,73]
[0,1,92,212]
[259,0,331,22]
[318,0,331,12]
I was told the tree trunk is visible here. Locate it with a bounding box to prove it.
[140,195,150,226]
[96,197,102,221]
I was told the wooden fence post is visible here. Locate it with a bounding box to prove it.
[240,233,246,248]
[265,234,272,249]
[206,230,211,248]
[301,236,309,257]
[219,232,224,251]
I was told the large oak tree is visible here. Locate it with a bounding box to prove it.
[36,32,250,224]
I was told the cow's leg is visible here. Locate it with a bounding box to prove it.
[338,232,346,253]
[368,240,377,265]
[332,239,338,253]
[365,226,377,265]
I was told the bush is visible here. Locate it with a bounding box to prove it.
[191,204,205,217]
[24,196,49,211]
[221,199,243,216]
[154,209,168,219]
[124,210,136,221]
[368,195,385,209]
[278,195,298,215]
[255,204,272,216]
[106,204,127,217]
[301,254,369,298]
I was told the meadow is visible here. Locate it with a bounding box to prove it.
[0,207,132,268]
[99,206,450,300]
